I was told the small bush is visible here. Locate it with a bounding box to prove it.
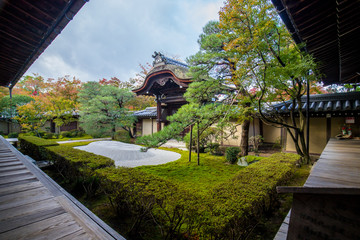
[8,132,19,138]
[36,130,47,138]
[114,129,131,143]
[60,131,71,138]
[184,127,218,153]
[273,137,282,149]
[249,135,264,153]
[225,146,241,164]
[207,143,223,155]
[72,129,85,137]
[43,132,54,139]
[60,129,85,138]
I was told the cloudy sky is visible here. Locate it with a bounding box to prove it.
[25,0,224,83]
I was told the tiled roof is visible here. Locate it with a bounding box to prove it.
[162,56,188,68]
[272,92,360,114]
[133,107,157,119]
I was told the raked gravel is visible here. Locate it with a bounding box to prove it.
[74,141,181,168]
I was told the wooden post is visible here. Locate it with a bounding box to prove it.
[188,124,193,162]
[197,122,200,166]
[156,96,161,132]
[306,76,310,157]
[9,87,12,134]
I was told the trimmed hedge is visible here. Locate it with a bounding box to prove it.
[204,152,300,239]
[46,145,114,197]
[96,167,202,239]
[19,135,59,160]
[19,136,114,197]
[18,136,300,239]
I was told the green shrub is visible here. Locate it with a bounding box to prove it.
[249,135,263,153]
[43,132,54,139]
[60,131,71,138]
[273,137,282,149]
[72,129,85,137]
[206,143,223,155]
[225,146,240,164]
[36,130,47,138]
[184,127,219,153]
[60,129,85,138]
[18,135,59,160]
[114,129,131,143]
[8,132,19,138]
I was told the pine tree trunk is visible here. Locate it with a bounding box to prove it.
[112,126,116,140]
[197,122,200,165]
[240,119,250,156]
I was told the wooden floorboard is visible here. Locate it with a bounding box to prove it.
[0,181,43,196]
[305,139,360,188]
[0,173,37,186]
[61,230,92,240]
[0,136,125,240]
[0,164,26,172]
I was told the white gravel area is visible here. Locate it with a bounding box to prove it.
[74,141,181,167]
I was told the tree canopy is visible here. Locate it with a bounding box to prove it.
[78,82,135,138]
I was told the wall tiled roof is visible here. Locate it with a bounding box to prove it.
[133,107,157,119]
[272,92,360,114]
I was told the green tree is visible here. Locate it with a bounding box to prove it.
[0,95,34,134]
[78,82,135,139]
[187,20,255,156]
[219,0,318,163]
[0,95,34,117]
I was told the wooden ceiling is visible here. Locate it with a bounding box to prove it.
[272,0,360,85]
[0,0,87,88]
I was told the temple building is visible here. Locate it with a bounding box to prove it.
[133,52,192,134]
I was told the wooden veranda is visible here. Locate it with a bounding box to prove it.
[0,136,125,239]
[275,138,360,239]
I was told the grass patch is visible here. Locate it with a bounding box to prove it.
[56,134,94,141]
[60,141,100,147]
[136,148,245,193]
